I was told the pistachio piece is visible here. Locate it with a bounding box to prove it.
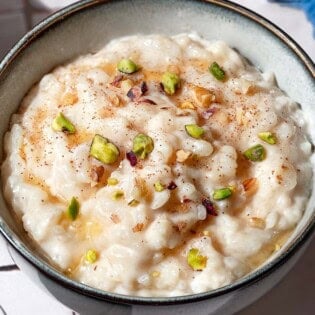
[209,62,225,81]
[187,248,207,271]
[52,112,75,134]
[90,134,119,164]
[154,181,165,192]
[112,190,124,200]
[185,124,204,139]
[132,134,154,159]
[117,58,139,74]
[85,249,98,264]
[258,132,277,145]
[161,71,180,95]
[243,144,266,162]
[128,199,140,207]
[66,197,79,220]
[107,177,119,186]
[213,187,232,200]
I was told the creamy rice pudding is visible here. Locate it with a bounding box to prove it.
[1,33,312,296]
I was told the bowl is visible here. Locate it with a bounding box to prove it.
[0,0,314,314]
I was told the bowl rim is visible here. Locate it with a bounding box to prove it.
[0,0,314,306]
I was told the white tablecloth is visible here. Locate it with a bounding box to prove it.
[0,1,314,314]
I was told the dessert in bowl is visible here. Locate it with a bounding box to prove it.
[0,0,314,314]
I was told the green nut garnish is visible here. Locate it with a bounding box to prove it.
[154,181,165,192]
[258,132,277,145]
[161,71,181,95]
[90,134,119,164]
[107,177,119,186]
[85,249,98,264]
[66,197,79,220]
[213,187,233,200]
[132,133,154,159]
[52,112,76,134]
[243,144,266,162]
[209,62,225,81]
[128,199,140,207]
[185,124,205,139]
[112,190,124,200]
[117,58,139,74]
[187,248,207,271]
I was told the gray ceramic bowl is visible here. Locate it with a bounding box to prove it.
[0,1,314,314]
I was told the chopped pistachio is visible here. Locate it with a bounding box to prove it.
[66,197,79,220]
[185,124,205,139]
[258,132,277,145]
[117,58,139,74]
[90,134,120,164]
[112,190,124,200]
[243,144,266,162]
[52,112,75,134]
[121,79,134,93]
[161,71,180,95]
[187,248,207,271]
[209,62,225,81]
[128,199,140,207]
[154,181,165,192]
[107,177,119,186]
[213,187,232,200]
[132,133,154,159]
[85,249,98,264]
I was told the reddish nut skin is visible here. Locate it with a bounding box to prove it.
[139,98,157,105]
[167,181,177,190]
[91,165,105,182]
[201,107,217,119]
[127,81,148,101]
[126,151,137,166]
[110,74,124,87]
[202,198,217,216]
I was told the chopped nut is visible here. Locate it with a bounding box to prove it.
[176,149,192,162]
[185,124,205,139]
[110,213,121,224]
[179,101,195,110]
[90,165,104,182]
[249,217,266,229]
[133,134,154,159]
[192,86,215,108]
[167,181,177,190]
[187,248,207,271]
[202,198,217,216]
[126,151,137,166]
[209,62,225,81]
[161,71,180,95]
[110,74,124,87]
[154,181,165,192]
[107,177,119,185]
[132,223,144,232]
[66,197,79,220]
[120,79,133,93]
[242,178,258,195]
[117,58,139,74]
[128,199,140,207]
[112,190,124,200]
[108,93,120,107]
[52,112,76,134]
[84,249,98,264]
[258,132,277,145]
[243,144,266,162]
[90,134,120,165]
[213,187,232,200]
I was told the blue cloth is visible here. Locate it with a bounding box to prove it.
[270,0,315,34]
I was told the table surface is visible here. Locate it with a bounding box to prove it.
[0,1,314,314]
